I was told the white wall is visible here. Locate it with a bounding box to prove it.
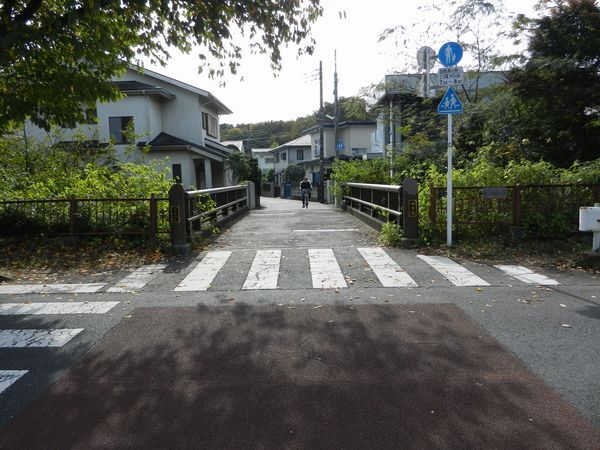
[146,150,197,188]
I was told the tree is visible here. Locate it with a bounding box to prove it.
[511,0,600,166]
[0,0,323,131]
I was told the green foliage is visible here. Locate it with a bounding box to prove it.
[0,1,323,131]
[283,165,305,183]
[379,221,404,247]
[221,96,375,148]
[510,0,600,166]
[329,158,391,198]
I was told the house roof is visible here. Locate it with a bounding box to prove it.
[126,66,233,115]
[221,140,244,152]
[113,80,176,100]
[141,132,232,160]
[302,121,376,135]
[251,148,274,154]
[272,134,312,152]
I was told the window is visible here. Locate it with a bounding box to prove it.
[172,164,182,184]
[313,140,320,157]
[274,153,280,163]
[109,116,134,144]
[296,149,305,161]
[351,148,368,157]
[202,112,218,137]
[265,157,274,164]
[281,152,286,160]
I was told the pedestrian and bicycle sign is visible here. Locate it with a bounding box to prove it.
[438,42,463,67]
[437,87,463,115]
[336,139,344,151]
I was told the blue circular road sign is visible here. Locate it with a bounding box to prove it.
[438,42,463,67]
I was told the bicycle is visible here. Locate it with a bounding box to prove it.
[301,188,311,208]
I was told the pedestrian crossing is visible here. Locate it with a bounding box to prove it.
[0,300,120,395]
[0,248,563,294]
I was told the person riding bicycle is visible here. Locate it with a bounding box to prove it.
[300,176,312,208]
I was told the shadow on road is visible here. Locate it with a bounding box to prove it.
[0,303,598,449]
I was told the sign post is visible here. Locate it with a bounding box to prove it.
[437,42,463,246]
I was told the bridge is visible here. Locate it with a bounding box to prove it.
[0,196,599,447]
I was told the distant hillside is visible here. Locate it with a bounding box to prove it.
[220,96,375,148]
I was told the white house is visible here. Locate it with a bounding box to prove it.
[302,121,377,184]
[25,66,234,189]
[251,148,275,174]
[269,135,312,184]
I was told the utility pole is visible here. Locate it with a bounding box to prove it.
[318,60,325,203]
[333,51,339,160]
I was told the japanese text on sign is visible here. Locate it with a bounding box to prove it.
[438,66,464,86]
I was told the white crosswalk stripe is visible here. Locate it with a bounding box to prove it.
[494,265,560,286]
[175,251,232,291]
[416,255,490,287]
[108,264,166,292]
[0,329,84,348]
[0,283,106,295]
[308,248,347,289]
[243,250,281,290]
[0,301,119,315]
[0,370,28,394]
[357,247,417,287]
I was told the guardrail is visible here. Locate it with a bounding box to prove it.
[169,183,254,254]
[341,178,419,239]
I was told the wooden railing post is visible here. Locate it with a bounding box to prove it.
[512,185,522,226]
[169,184,191,255]
[402,178,419,240]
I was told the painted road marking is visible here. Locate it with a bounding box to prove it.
[292,229,360,233]
[0,370,28,394]
[416,255,490,287]
[0,301,119,315]
[0,284,106,295]
[358,247,418,287]
[308,249,347,289]
[243,250,281,290]
[494,265,560,286]
[0,329,84,348]
[174,251,232,291]
[108,264,166,293]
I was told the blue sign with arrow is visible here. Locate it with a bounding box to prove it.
[438,42,463,67]
[336,139,344,151]
[438,87,463,115]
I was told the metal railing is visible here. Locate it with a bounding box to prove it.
[169,183,252,254]
[0,196,168,238]
[429,183,600,237]
[185,185,248,235]
[341,179,419,239]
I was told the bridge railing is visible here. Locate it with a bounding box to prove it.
[341,178,419,239]
[169,183,254,254]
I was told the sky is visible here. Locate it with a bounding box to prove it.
[143,0,539,126]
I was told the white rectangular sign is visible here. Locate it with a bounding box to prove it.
[438,66,464,86]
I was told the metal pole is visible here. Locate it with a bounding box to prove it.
[389,98,394,178]
[447,114,453,247]
[334,50,339,160]
[319,60,325,203]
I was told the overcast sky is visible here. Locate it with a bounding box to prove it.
[143,0,539,126]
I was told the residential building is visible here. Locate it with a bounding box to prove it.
[25,66,234,189]
[302,121,377,184]
[270,135,312,184]
[252,148,275,174]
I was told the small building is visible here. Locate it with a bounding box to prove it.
[25,66,234,189]
[252,148,275,174]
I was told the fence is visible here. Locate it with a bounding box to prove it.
[341,179,419,239]
[0,196,168,238]
[169,183,253,254]
[429,183,600,238]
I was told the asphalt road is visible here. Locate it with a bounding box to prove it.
[0,196,599,448]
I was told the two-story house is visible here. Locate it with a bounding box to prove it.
[302,121,377,184]
[269,135,312,184]
[25,66,234,189]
